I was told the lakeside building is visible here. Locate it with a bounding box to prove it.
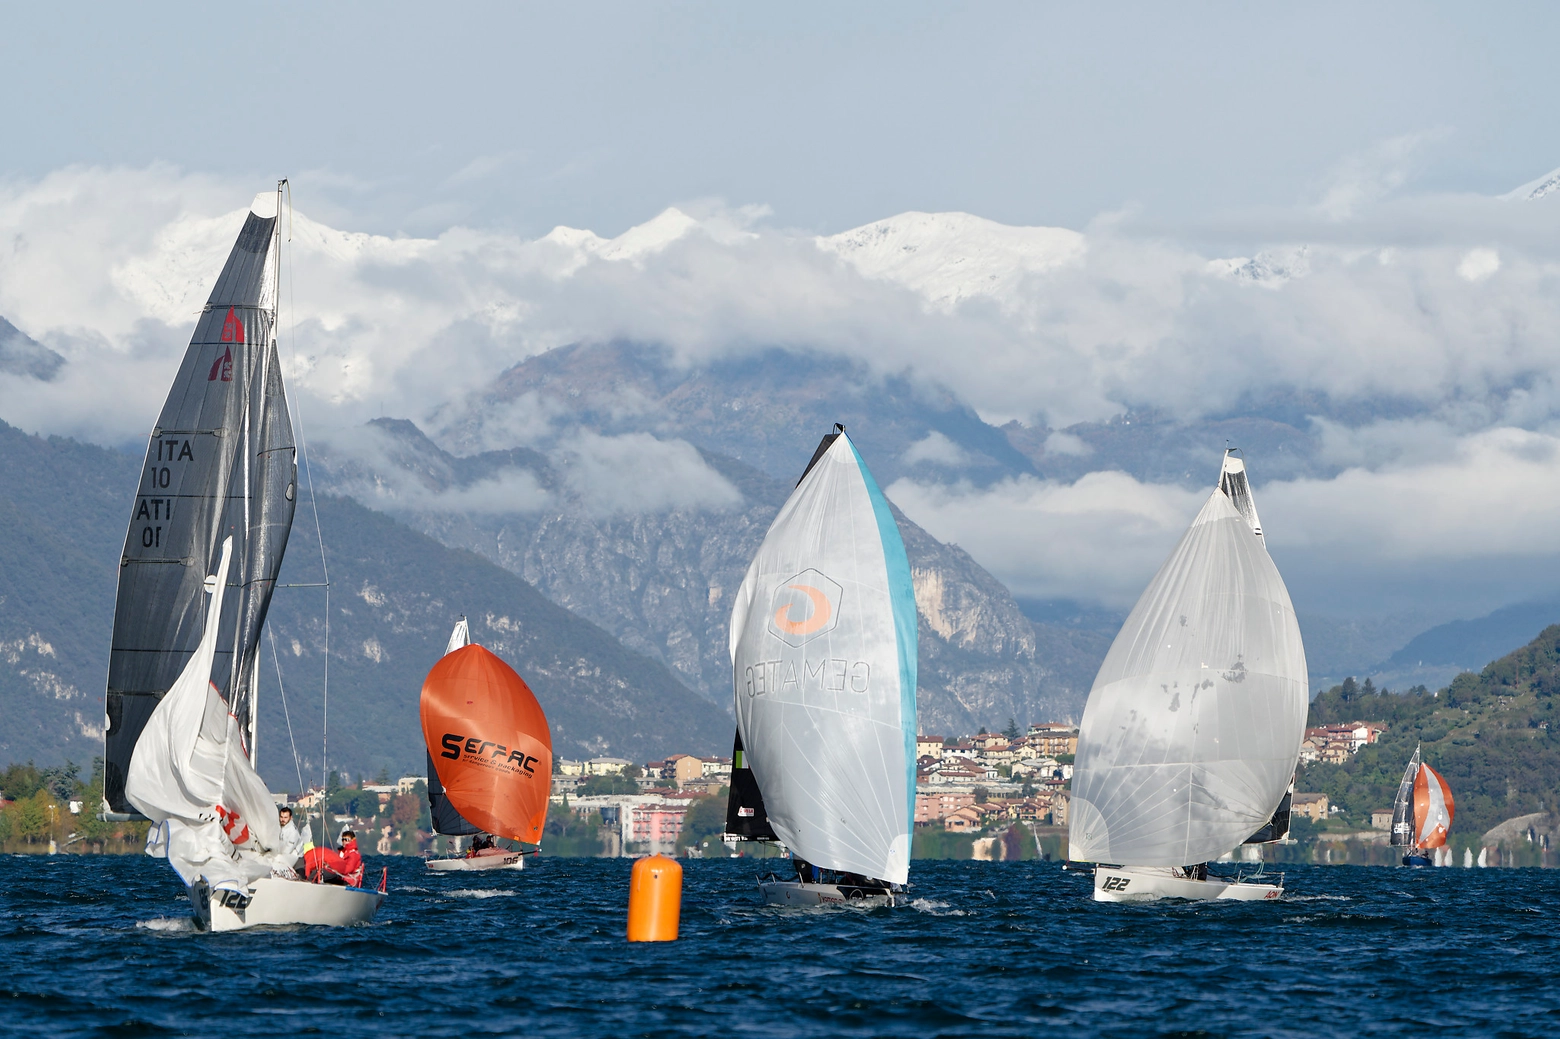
[1026,723,1079,757]
[565,792,697,856]
[1292,792,1330,821]
[1298,722,1386,764]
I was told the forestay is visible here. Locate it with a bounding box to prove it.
[1069,452,1307,867]
[126,538,288,891]
[105,193,297,815]
[730,430,917,883]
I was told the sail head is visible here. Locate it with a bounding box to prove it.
[1218,449,1264,543]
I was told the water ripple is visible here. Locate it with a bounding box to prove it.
[2,857,1557,1036]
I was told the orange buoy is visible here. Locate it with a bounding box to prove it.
[626,854,683,942]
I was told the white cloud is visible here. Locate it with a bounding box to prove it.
[560,431,742,517]
[1043,432,1092,458]
[1457,247,1500,282]
[885,424,1560,616]
[887,472,1205,607]
[7,163,1560,449]
[902,431,970,468]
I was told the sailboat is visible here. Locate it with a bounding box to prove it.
[110,188,384,930]
[725,425,918,906]
[421,618,553,871]
[1391,746,1455,867]
[1068,449,1308,902]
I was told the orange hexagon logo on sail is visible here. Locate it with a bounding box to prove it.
[768,568,842,647]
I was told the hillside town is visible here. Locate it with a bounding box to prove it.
[0,716,1403,862]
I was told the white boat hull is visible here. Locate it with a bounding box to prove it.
[191,876,386,932]
[759,879,898,907]
[1093,865,1282,903]
[426,853,526,872]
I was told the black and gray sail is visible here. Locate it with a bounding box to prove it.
[103,193,297,816]
[723,730,777,840]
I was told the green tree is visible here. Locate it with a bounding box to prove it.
[542,803,606,856]
[39,761,81,801]
[577,773,637,797]
[676,795,729,856]
[1003,717,1020,740]
[0,762,43,801]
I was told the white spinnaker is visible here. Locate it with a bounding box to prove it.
[731,434,916,883]
[1068,484,1308,867]
[446,617,470,654]
[127,537,284,888]
[1417,765,1452,846]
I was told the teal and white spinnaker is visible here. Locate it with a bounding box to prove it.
[730,430,917,884]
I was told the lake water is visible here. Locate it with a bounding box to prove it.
[0,854,1551,1037]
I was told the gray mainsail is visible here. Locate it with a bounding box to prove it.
[104,193,297,816]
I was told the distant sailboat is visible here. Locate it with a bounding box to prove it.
[726,425,918,906]
[1391,746,1455,867]
[114,188,384,930]
[1069,449,1307,901]
[421,617,553,872]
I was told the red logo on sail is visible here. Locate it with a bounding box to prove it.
[220,306,245,344]
[215,804,250,847]
[208,346,233,382]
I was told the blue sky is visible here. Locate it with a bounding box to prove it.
[3,3,1556,237]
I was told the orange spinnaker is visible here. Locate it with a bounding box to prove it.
[420,644,553,844]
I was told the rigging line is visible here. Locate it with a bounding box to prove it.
[280,180,334,846]
[268,626,307,795]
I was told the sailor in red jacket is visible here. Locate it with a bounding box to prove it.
[303,829,366,887]
[335,830,364,886]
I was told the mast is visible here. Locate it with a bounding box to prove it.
[1390,747,1420,847]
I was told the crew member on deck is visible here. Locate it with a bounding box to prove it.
[276,806,305,866]
[303,829,365,886]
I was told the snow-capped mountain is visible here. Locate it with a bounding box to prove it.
[817,210,1085,310]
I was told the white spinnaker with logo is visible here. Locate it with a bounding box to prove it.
[731,432,918,883]
[1068,452,1307,867]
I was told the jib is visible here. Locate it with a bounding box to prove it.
[441,733,538,775]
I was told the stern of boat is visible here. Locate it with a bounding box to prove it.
[1093,865,1282,903]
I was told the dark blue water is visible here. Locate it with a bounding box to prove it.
[1,855,1552,1037]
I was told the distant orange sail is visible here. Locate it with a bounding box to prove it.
[420,644,553,844]
[1412,762,1455,849]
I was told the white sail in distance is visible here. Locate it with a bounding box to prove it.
[730,430,918,884]
[1069,450,1307,867]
